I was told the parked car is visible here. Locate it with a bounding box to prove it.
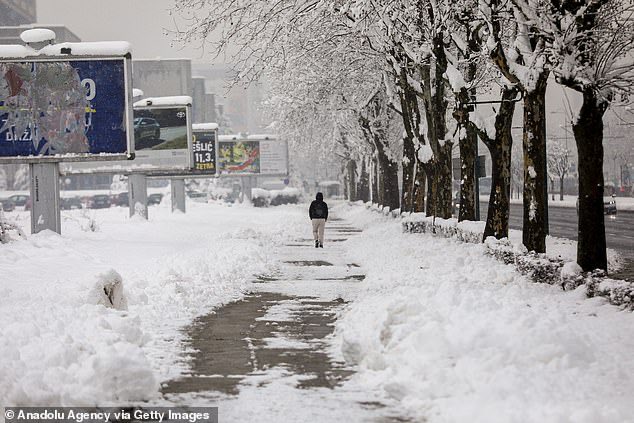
[604,195,617,215]
[134,117,161,140]
[8,194,29,207]
[112,192,129,207]
[87,194,111,209]
[187,190,208,203]
[147,193,163,205]
[60,197,83,210]
[0,198,15,212]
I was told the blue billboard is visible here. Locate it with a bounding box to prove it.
[0,58,130,159]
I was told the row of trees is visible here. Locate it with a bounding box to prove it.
[175,0,634,272]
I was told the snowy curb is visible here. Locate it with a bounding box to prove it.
[379,205,634,310]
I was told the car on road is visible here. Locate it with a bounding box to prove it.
[148,193,163,205]
[604,195,617,215]
[187,190,208,203]
[60,197,83,210]
[0,198,15,212]
[134,117,161,140]
[111,192,129,207]
[87,194,111,209]
[8,194,29,208]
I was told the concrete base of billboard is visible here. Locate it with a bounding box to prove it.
[129,174,148,219]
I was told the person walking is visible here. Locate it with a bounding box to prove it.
[309,192,328,248]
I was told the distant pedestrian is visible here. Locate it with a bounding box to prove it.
[309,192,328,248]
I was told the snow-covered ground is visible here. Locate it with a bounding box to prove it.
[1,201,633,423]
[0,201,307,406]
[333,204,634,423]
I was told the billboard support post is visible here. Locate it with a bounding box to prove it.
[241,176,254,202]
[171,178,186,213]
[29,162,61,234]
[129,173,148,219]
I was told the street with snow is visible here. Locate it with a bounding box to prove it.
[1,200,633,422]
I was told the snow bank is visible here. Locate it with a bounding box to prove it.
[334,204,634,422]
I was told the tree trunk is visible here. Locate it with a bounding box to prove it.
[372,156,379,205]
[346,159,357,201]
[456,103,477,221]
[574,89,608,272]
[481,88,517,240]
[401,135,416,212]
[436,145,453,219]
[559,176,564,201]
[376,140,400,211]
[413,162,426,212]
[522,75,549,253]
[358,159,370,202]
[425,166,435,216]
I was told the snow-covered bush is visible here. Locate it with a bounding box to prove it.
[269,187,300,206]
[251,188,271,208]
[0,216,25,244]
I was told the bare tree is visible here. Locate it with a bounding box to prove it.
[547,140,570,201]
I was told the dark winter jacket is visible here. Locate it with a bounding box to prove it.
[309,192,328,220]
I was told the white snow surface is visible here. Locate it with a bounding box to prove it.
[133,96,192,108]
[192,123,219,131]
[0,202,307,407]
[20,29,56,44]
[333,204,634,423]
[2,201,633,422]
[0,41,131,58]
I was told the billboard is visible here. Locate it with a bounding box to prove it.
[0,57,132,162]
[60,100,193,175]
[218,135,287,175]
[132,106,190,169]
[192,123,217,173]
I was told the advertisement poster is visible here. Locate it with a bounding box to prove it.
[133,107,187,151]
[218,140,260,174]
[0,58,129,159]
[192,129,216,173]
[218,137,287,175]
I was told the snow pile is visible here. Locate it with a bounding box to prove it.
[335,205,634,422]
[0,203,308,406]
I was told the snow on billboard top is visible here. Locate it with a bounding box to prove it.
[0,52,133,162]
[134,96,192,108]
[20,29,56,44]
[0,41,132,59]
[192,123,219,131]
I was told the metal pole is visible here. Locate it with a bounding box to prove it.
[128,173,148,219]
[171,178,186,213]
[29,162,61,234]
[475,143,480,221]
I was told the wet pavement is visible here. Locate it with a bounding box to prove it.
[161,216,408,422]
